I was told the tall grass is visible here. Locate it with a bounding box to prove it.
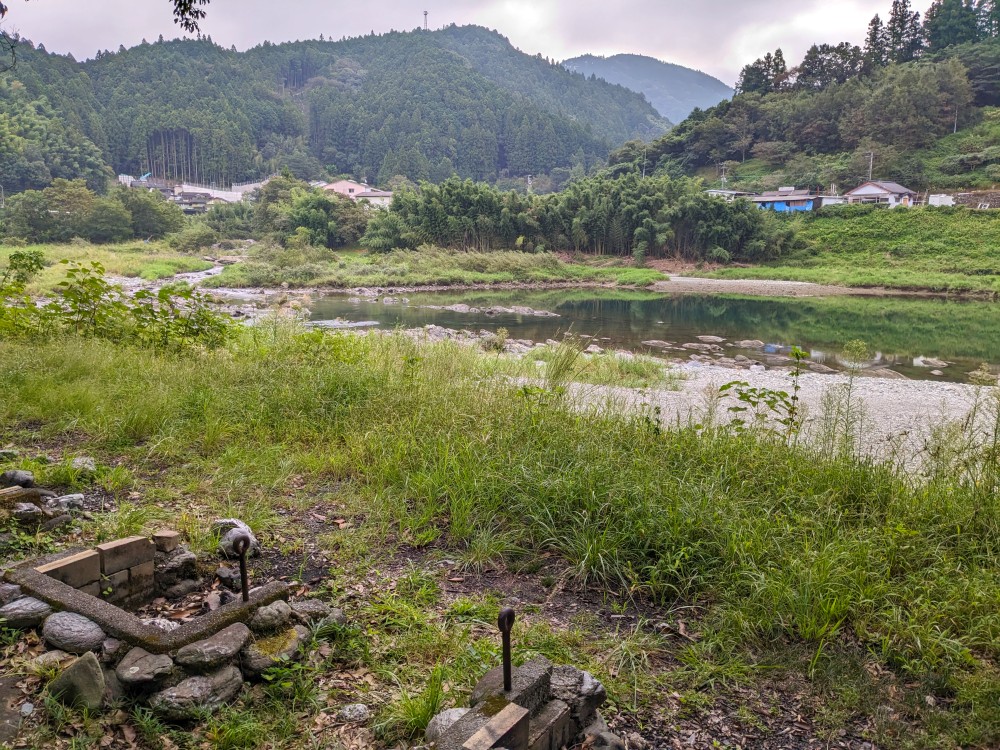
[1,324,998,739]
[203,245,665,289]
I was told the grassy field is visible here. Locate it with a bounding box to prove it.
[1,242,214,295]
[1,322,998,749]
[704,206,1000,294]
[202,245,665,289]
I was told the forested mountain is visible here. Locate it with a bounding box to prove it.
[0,25,670,195]
[563,54,734,123]
[608,0,1000,193]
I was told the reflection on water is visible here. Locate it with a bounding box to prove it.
[308,289,1000,383]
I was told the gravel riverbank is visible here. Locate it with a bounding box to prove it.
[567,364,992,466]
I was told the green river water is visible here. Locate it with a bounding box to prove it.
[308,288,1000,383]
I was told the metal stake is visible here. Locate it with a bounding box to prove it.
[233,533,251,602]
[497,607,515,692]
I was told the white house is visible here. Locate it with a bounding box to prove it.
[354,189,393,208]
[844,181,916,208]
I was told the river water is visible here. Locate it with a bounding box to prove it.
[308,288,1000,383]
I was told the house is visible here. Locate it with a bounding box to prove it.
[844,181,916,208]
[354,189,394,208]
[751,187,819,212]
[323,179,370,198]
[705,189,755,202]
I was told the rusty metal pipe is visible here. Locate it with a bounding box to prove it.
[497,607,515,692]
[233,533,251,603]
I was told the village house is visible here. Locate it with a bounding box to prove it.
[751,188,819,212]
[354,189,394,208]
[322,179,370,197]
[844,181,916,208]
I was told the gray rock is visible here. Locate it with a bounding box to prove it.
[240,625,307,678]
[697,335,726,343]
[70,457,98,473]
[0,596,52,629]
[48,652,105,711]
[164,579,202,599]
[103,668,124,705]
[142,617,180,633]
[586,731,626,750]
[734,339,766,349]
[214,518,261,558]
[215,566,241,592]
[425,708,470,741]
[43,612,106,654]
[176,623,251,671]
[338,703,371,723]
[31,650,71,671]
[0,583,22,606]
[154,548,198,590]
[1,469,34,488]
[51,494,85,511]
[149,665,244,720]
[249,600,292,634]
[40,514,73,533]
[100,638,128,666]
[116,648,175,686]
[290,599,336,625]
[12,503,43,523]
[19,702,33,717]
[550,665,607,728]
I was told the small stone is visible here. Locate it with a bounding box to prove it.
[0,597,52,629]
[164,579,202,599]
[51,494,85,511]
[425,707,470,741]
[116,648,175,686]
[338,703,371,723]
[100,638,129,666]
[290,599,335,624]
[214,518,261,558]
[43,612,106,654]
[584,344,603,354]
[149,665,244,720]
[12,503,43,523]
[31,650,71,672]
[70,457,98,473]
[176,623,251,671]
[0,583,22,606]
[625,731,650,750]
[0,469,33,488]
[696,335,726,343]
[215,566,241,592]
[733,339,765,349]
[586,731,626,750]
[250,600,292,634]
[142,617,180,633]
[103,668,124,706]
[48,652,105,711]
[40,514,73,533]
[931,369,944,376]
[155,548,198,590]
[240,625,307,678]
[19,702,33,717]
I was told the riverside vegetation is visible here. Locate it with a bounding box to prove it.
[1,257,999,748]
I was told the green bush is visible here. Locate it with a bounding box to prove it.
[166,223,218,252]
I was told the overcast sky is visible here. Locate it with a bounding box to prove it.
[2,0,935,85]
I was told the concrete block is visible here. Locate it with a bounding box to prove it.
[96,536,155,575]
[101,570,129,598]
[36,551,101,588]
[471,657,552,717]
[128,561,156,600]
[462,703,529,750]
[528,700,570,750]
[79,582,101,597]
[152,529,182,553]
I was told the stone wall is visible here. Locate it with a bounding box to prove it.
[428,657,623,750]
[33,535,158,606]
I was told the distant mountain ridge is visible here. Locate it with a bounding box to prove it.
[563,53,734,123]
[0,25,672,193]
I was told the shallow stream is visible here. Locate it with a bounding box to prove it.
[308,288,1000,383]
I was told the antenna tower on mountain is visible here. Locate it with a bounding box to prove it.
[424,11,428,30]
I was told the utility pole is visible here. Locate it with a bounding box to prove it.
[719,162,728,189]
[867,152,874,181]
[424,11,428,30]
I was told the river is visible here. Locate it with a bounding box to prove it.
[307,288,1000,383]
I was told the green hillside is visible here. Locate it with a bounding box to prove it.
[563,53,733,123]
[0,26,671,193]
